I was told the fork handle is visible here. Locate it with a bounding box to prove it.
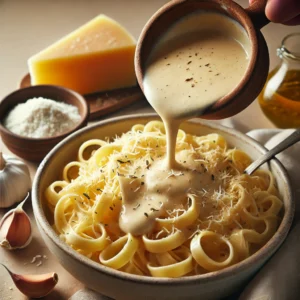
[245,129,300,175]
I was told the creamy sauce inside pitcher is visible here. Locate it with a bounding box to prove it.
[119,12,251,235]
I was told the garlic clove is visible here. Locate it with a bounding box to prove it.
[0,152,31,208]
[0,193,32,250]
[1,264,58,298]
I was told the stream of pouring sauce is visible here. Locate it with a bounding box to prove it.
[119,12,251,236]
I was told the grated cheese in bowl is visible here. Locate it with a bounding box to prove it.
[4,97,81,138]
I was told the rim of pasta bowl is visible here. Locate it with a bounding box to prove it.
[32,113,294,285]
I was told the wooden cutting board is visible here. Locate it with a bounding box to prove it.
[19,73,146,120]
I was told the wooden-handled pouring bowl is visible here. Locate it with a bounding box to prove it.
[135,0,270,119]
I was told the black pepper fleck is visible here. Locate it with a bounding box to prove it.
[83,193,90,199]
[150,208,159,212]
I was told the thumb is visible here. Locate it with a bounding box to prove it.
[266,0,300,23]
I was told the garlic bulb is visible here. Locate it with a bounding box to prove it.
[0,193,32,250]
[0,152,31,208]
[1,263,58,298]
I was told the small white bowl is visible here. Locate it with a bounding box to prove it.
[32,114,294,300]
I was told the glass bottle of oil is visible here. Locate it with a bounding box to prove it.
[258,33,300,128]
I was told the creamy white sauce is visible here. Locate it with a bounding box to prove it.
[119,156,220,236]
[120,12,251,235]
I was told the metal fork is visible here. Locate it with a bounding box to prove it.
[244,128,300,175]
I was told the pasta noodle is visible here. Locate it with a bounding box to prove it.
[45,121,283,277]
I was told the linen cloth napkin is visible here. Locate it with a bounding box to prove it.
[70,127,299,300]
[239,128,300,300]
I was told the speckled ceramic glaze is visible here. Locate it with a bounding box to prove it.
[32,114,294,300]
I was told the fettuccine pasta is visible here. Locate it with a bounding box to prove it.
[45,121,282,277]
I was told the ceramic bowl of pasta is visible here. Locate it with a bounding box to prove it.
[32,114,294,300]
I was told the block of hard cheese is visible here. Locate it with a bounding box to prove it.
[28,15,136,94]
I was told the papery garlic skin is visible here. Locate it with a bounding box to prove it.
[14,272,59,298]
[1,264,58,298]
[0,195,32,250]
[0,152,31,208]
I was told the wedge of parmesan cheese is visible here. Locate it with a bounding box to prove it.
[28,15,136,94]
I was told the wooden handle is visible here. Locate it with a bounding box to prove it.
[245,0,270,29]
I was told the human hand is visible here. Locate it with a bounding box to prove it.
[250,0,300,25]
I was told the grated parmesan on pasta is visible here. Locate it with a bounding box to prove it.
[45,121,283,278]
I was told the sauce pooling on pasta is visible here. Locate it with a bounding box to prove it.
[119,157,220,236]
